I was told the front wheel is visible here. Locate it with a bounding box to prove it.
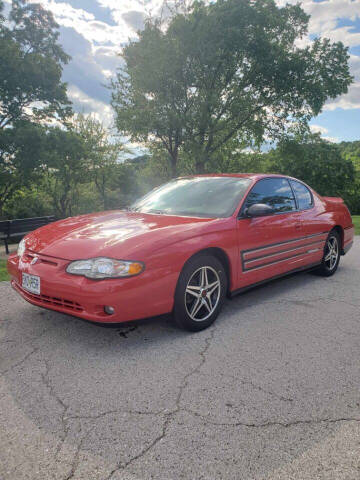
[173,255,227,331]
[313,230,341,277]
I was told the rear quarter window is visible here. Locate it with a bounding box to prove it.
[290,180,313,210]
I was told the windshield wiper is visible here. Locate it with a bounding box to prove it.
[148,209,165,215]
[126,206,165,215]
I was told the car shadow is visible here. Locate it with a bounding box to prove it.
[227,269,323,308]
[33,268,332,353]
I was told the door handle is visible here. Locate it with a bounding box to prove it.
[295,223,302,231]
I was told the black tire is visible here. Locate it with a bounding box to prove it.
[173,255,227,332]
[312,230,341,277]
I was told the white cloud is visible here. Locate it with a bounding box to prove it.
[320,25,360,47]
[67,85,114,128]
[278,0,360,112]
[349,54,360,82]
[278,0,360,36]
[309,124,339,143]
[38,0,135,46]
[310,124,329,135]
[324,83,360,110]
[40,1,94,22]
[31,0,360,123]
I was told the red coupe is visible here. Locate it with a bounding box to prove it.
[8,174,354,331]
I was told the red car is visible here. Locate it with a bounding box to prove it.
[8,174,354,331]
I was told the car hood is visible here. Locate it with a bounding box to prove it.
[24,210,218,261]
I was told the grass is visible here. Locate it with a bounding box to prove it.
[0,258,9,281]
[353,215,360,236]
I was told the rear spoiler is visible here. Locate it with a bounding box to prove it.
[323,196,344,204]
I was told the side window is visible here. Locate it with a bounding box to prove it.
[290,180,313,210]
[244,178,296,213]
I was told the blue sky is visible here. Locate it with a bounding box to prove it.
[13,0,360,143]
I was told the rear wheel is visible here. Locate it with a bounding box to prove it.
[173,255,227,331]
[313,230,340,277]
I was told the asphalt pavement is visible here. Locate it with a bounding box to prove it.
[1,238,360,480]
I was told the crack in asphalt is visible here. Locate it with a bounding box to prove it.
[62,426,88,480]
[0,346,39,375]
[40,358,70,463]
[65,409,166,421]
[0,325,55,375]
[41,357,69,415]
[39,357,92,480]
[197,371,294,403]
[320,296,360,311]
[104,327,217,479]
[183,409,360,429]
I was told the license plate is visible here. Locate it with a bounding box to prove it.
[22,273,41,295]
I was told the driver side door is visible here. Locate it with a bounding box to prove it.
[236,177,305,289]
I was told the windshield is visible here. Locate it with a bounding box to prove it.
[130,176,251,218]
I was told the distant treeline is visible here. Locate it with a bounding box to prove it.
[2,134,360,220]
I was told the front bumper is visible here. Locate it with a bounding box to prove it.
[7,251,174,323]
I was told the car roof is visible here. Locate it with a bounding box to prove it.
[185,173,289,180]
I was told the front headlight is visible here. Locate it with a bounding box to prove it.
[66,257,145,279]
[17,239,26,257]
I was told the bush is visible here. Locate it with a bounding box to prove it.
[2,187,54,219]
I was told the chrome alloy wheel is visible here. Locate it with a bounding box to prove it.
[184,266,221,322]
[324,235,339,271]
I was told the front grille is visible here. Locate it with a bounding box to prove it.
[25,252,59,266]
[13,282,83,312]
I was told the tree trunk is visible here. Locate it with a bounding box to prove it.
[169,152,177,178]
[195,160,205,174]
[195,151,208,174]
[102,175,107,210]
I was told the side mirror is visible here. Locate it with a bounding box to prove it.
[244,203,274,218]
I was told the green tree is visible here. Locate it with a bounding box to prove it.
[70,114,125,210]
[0,120,46,216]
[268,133,355,201]
[107,162,142,208]
[3,184,53,219]
[112,0,352,176]
[136,146,174,189]
[338,141,360,213]
[41,128,87,218]
[0,0,71,127]
[0,0,71,215]
[339,141,360,171]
